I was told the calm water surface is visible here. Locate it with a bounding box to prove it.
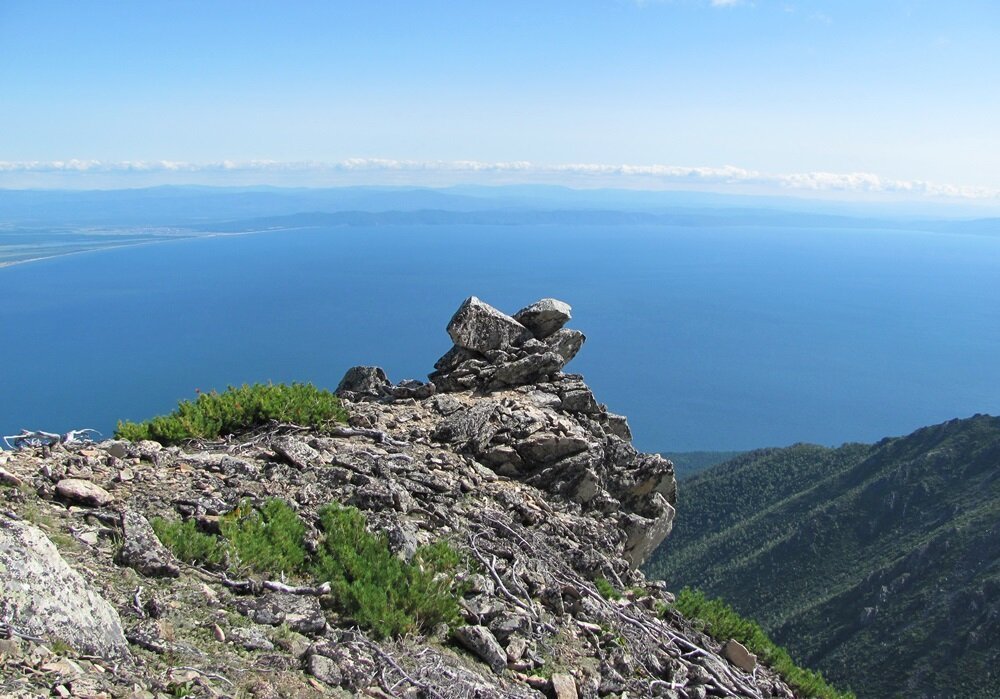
[2,224,998,451]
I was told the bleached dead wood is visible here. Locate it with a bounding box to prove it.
[218,573,331,596]
[3,428,100,449]
[356,637,447,699]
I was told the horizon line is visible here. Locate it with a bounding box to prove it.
[2,158,998,203]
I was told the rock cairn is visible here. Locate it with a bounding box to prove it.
[430,296,584,392]
[339,295,677,567]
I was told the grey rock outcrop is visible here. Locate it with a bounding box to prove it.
[551,673,580,699]
[513,298,572,339]
[0,516,130,660]
[235,593,326,635]
[545,327,585,364]
[341,296,676,570]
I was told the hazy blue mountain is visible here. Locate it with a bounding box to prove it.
[2,185,997,232]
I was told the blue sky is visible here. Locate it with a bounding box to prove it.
[1,1,997,202]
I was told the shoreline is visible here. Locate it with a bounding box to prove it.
[0,227,308,271]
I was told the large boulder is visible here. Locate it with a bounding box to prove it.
[514,298,572,339]
[447,297,531,353]
[0,516,130,660]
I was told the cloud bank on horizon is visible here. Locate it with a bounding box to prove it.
[1,158,997,202]
[2,3,997,204]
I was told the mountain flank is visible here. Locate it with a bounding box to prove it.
[0,297,814,698]
[658,452,744,481]
[646,417,1000,699]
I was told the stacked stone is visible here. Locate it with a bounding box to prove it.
[429,296,585,392]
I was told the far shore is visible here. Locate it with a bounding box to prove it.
[0,227,308,271]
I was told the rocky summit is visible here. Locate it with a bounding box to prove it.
[0,296,797,699]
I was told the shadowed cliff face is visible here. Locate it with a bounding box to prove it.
[0,297,800,699]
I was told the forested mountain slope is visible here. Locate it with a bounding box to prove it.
[646,415,1000,699]
[659,451,745,480]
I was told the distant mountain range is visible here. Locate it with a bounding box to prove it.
[5,185,996,270]
[1,185,998,234]
[645,415,1000,698]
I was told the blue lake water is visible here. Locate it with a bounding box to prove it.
[2,224,999,451]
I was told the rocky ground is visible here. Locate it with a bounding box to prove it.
[0,296,797,699]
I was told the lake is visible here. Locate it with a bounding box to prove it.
[2,224,998,451]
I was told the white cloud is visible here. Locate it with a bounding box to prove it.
[1,158,997,201]
[632,0,747,8]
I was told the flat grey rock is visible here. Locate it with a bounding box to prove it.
[55,478,113,507]
[514,298,572,339]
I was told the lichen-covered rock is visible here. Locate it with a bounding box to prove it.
[228,626,275,651]
[235,593,326,635]
[621,504,676,567]
[544,327,586,364]
[389,378,436,399]
[491,351,565,387]
[116,510,180,578]
[307,653,343,686]
[0,516,129,660]
[431,297,587,393]
[336,365,391,399]
[447,296,532,353]
[272,435,321,469]
[454,624,508,674]
[513,298,572,339]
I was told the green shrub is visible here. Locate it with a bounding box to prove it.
[672,588,855,699]
[221,498,308,576]
[594,575,623,601]
[311,503,462,639]
[152,497,463,640]
[116,382,349,445]
[150,517,228,568]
